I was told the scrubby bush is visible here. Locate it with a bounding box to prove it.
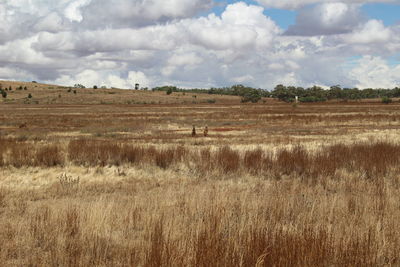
[382,97,392,104]
[241,90,262,103]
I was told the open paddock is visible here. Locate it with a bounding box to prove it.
[1,100,400,266]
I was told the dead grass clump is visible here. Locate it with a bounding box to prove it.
[9,142,33,167]
[34,144,64,167]
[216,146,240,174]
[244,148,263,175]
[0,187,7,208]
[68,139,94,166]
[195,148,213,174]
[352,142,400,178]
[155,148,175,169]
[68,139,121,166]
[120,146,144,164]
[310,142,400,179]
[275,146,309,176]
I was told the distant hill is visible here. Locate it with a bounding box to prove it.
[0,80,244,105]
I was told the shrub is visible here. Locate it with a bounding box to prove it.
[382,97,392,104]
[35,145,64,167]
[1,90,7,98]
[241,90,262,103]
[166,88,173,95]
[244,149,263,174]
[155,149,174,169]
[216,146,240,174]
[28,93,32,98]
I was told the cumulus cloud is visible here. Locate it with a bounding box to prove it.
[350,56,400,88]
[256,0,399,9]
[79,0,214,28]
[346,19,392,43]
[53,70,151,88]
[286,3,363,36]
[0,0,399,90]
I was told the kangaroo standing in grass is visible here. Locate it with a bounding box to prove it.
[192,126,196,137]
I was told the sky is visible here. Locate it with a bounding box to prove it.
[0,0,399,90]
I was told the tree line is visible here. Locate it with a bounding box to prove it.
[152,84,400,103]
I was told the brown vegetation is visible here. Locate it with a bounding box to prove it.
[1,86,400,265]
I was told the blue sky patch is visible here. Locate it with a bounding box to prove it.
[362,3,400,26]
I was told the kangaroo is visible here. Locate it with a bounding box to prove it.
[191,125,196,137]
[204,126,209,137]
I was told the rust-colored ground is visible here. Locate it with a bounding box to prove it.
[1,82,400,266]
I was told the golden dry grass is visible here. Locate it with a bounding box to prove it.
[1,83,400,266]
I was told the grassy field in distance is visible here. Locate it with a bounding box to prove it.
[1,81,400,266]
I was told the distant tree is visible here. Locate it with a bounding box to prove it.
[166,88,173,95]
[382,97,392,104]
[241,90,262,103]
[272,84,294,102]
[93,85,98,89]
[74,84,85,88]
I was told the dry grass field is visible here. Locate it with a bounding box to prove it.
[1,81,400,266]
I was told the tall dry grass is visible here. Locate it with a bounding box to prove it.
[2,137,400,265]
[0,171,399,266]
[2,137,400,180]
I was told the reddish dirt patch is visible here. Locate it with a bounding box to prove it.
[213,128,239,132]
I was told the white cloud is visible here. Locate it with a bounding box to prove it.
[79,0,213,28]
[53,70,151,89]
[286,3,363,36]
[64,0,91,22]
[350,56,400,88]
[346,19,392,43]
[34,12,66,33]
[0,0,399,90]
[256,0,399,9]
